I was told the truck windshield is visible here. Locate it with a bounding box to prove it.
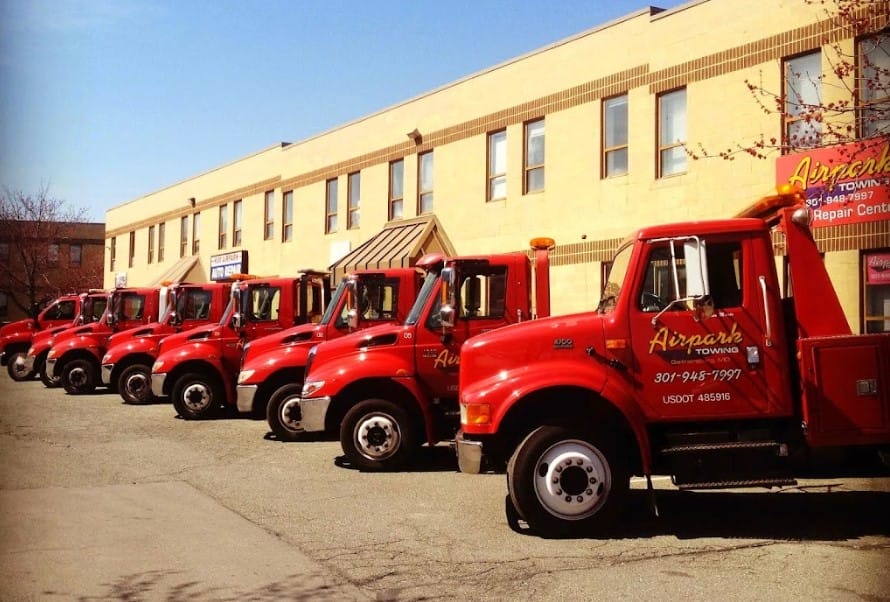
[319,279,347,326]
[599,243,633,314]
[405,270,439,326]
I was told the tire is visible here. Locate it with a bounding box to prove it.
[266,383,306,442]
[339,398,419,471]
[118,363,154,404]
[507,425,628,538]
[37,356,61,388]
[7,351,34,381]
[172,372,223,420]
[62,358,98,395]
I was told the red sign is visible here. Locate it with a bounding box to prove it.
[776,139,890,227]
[866,253,890,284]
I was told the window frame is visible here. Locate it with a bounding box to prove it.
[389,160,404,221]
[48,243,60,267]
[325,178,338,234]
[233,199,243,247]
[158,222,165,262]
[347,172,361,229]
[417,151,433,214]
[147,226,155,263]
[70,243,83,267]
[180,216,188,258]
[523,118,545,194]
[282,190,294,242]
[264,190,275,241]
[110,237,116,272]
[857,33,889,138]
[602,93,629,178]
[657,87,688,178]
[218,204,227,250]
[128,231,135,268]
[487,129,507,201]
[191,212,200,255]
[783,50,823,150]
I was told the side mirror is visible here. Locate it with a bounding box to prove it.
[439,268,457,336]
[169,311,181,326]
[231,312,244,329]
[683,238,710,299]
[347,308,358,330]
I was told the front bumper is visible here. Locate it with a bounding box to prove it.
[22,354,36,374]
[151,372,168,398]
[45,357,57,378]
[100,363,114,386]
[0,350,8,366]
[296,396,331,433]
[236,384,258,413]
[454,429,483,474]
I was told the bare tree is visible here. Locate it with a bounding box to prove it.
[690,0,889,161]
[0,186,103,319]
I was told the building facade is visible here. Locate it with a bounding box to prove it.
[104,0,890,333]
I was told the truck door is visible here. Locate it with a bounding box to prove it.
[244,285,285,341]
[628,237,789,420]
[415,265,510,398]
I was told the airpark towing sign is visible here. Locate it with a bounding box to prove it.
[776,139,890,227]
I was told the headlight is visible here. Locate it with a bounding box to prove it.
[237,369,255,384]
[301,380,325,397]
[152,360,164,372]
[305,345,317,375]
[47,349,58,359]
[101,353,111,363]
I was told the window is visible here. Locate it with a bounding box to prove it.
[147,226,155,263]
[128,231,135,268]
[418,151,433,214]
[426,266,507,329]
[524,119,545,194]
[158,222,165,262]
[218,204,227,249]
[389,160,404,220]
[109,237,116,271]
[0,293,6,318]
[249,286,281,322]
[863,250,890,333]
[48,243,59,266]
[603,94,628,177]
[348,172,361,229]
[859,33,889,138]
[358,278,401,321]
[264,190,274,241]
[45,299,76,320]
[70,243,82,266]
[784,51,822,149]
[487,130,507,201]
[325,178,338,234]
[233,199,243,247]
[180,216,188,258]
[192,213,200,254]
[658,88,687,177]
[282,191,293,242]
[0,243,8,262]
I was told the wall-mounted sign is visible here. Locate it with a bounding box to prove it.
[776,139,890,227]
[865,252,890,284]
[210,250,248,281]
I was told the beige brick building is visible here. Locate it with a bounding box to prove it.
[104,0,890,333]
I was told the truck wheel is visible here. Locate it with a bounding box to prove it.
[266,384,306,441]
[7,352,34,381]
[37,357,61,388]
[118,364,154,404]
[340,399,419,471]
[507,425,628,538]
[172,372,223,420]
[62,359,98,395]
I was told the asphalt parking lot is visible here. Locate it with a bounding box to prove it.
[1,374,889,601]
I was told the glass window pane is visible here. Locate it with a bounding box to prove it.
[661,146,687,176]
[659,89,687,144]
[786,52,821,115]
[526,120,544,165]
[606,148,628,177]
[605,95,628,147]
[391,161,404,198]
[420,153,433,190]
[490,131,506,173]
[490,176,506,200]
[526,167,544,192]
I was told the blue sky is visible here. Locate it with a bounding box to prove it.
[1,0,683,222]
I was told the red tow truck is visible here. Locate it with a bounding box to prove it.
[1,293,82,381]
[455,186,890,537]
[23,291,110,387]
[100,281,232,404]
[151,272,329,420]
[46,286,170,395]
[236,267,423,441]
[296,243,553,470]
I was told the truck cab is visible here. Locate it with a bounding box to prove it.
[46,286,168,395]
[100,281,232,404]
[296,243,552,471]
[1,293,82,381]
[456,186,890,537]
[236,267,423,441]
[23,291,110,387]
[151,272,329,420]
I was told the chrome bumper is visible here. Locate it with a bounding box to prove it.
[151,373,168,398]
[45,357,57,378]
[454,430,483,474]
[236,384,258,413]
[100,364,114,386]
[296,396,331,433]
[22,354,36,373]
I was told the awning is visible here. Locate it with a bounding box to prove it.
[147,255,201,286]
[329,215,455,282]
